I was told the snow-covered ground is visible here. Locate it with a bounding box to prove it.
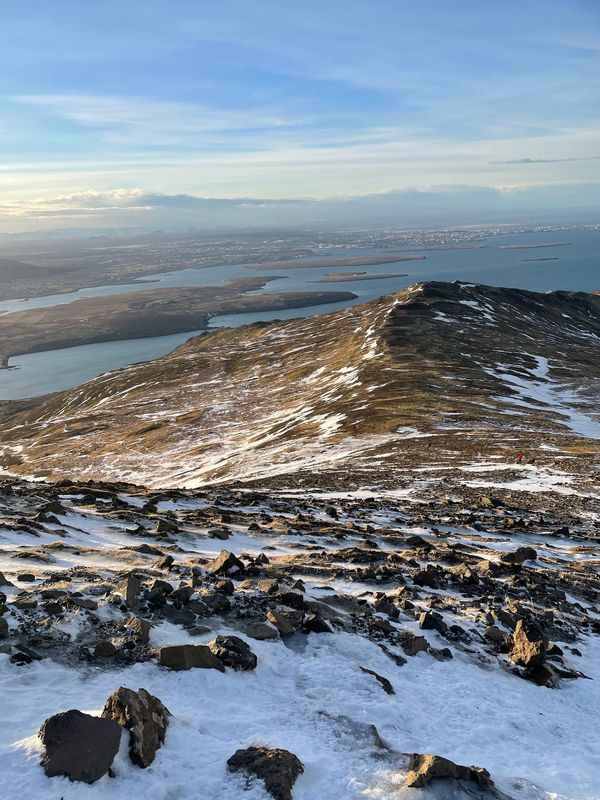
[1,626,599,800]
[487,355,600,440]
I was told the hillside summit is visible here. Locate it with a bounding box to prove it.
[1,280,599,489]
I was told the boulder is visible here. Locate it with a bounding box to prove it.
[0,617,8,639]
[405,753,492,788]
[247,622,279,641]
[399,632,429,657]
[418,611,448,634]
[116,573,143,608]
[210,550,245,576]
[267,609,299,636]
[154,556,174,571]
[509,619,547,669]
[123,615,152,644]
[171,584,194,604]
[258,578,279,595]
[214,579,234,595]
[94,640,117,658]
[102,687,170,768]
[373,596,400,618]
[500,547,537,566]
[527,662,560,688]
[302,613,333,634]
[39,709,122,784]
[158,643,225,672]
[208,635,257,671]
[227,746,304,800]
[208,528,230,540]
[68,595,98,611]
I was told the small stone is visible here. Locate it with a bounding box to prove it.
[208,528,230,540]
[360,666,395,695]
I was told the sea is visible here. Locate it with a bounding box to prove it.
[0,228,598,401]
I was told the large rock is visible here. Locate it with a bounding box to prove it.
[267,609,300,636]
[509,619,547,669]
[39,709,122,784]
[227,745,304,800]
[405,753,492,788]
[210,550,245,576]
[158,643,225,671]
[102,687,170,768]
[116,573,143,608]
[500,547,537,566]
[208,636,257,671]
[247,622,279,640]
[123,615,152,644]
[0,617,8,639]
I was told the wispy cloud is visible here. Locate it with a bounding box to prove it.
[491,156,600,164]
[10,94,314,147]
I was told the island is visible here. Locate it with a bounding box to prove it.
[310,271,409,283]
[244,254,425,270]
[498,242,570,249]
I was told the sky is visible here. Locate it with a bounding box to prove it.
[0,0,599,232]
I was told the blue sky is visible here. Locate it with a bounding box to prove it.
[1,0,599,230]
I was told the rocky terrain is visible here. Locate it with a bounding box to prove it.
[0,466,597,798]
[0,280,597,799]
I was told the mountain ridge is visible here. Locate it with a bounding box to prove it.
[1,280,599,488]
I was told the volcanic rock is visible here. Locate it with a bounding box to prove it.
[227,745,304,800]
[158,643,225,671]
[39,709,122,784]
[210,550,245,576]
[405,752,492,788]
[509,618,547,669]
[102,686,170,767]
[208,635,258,671]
